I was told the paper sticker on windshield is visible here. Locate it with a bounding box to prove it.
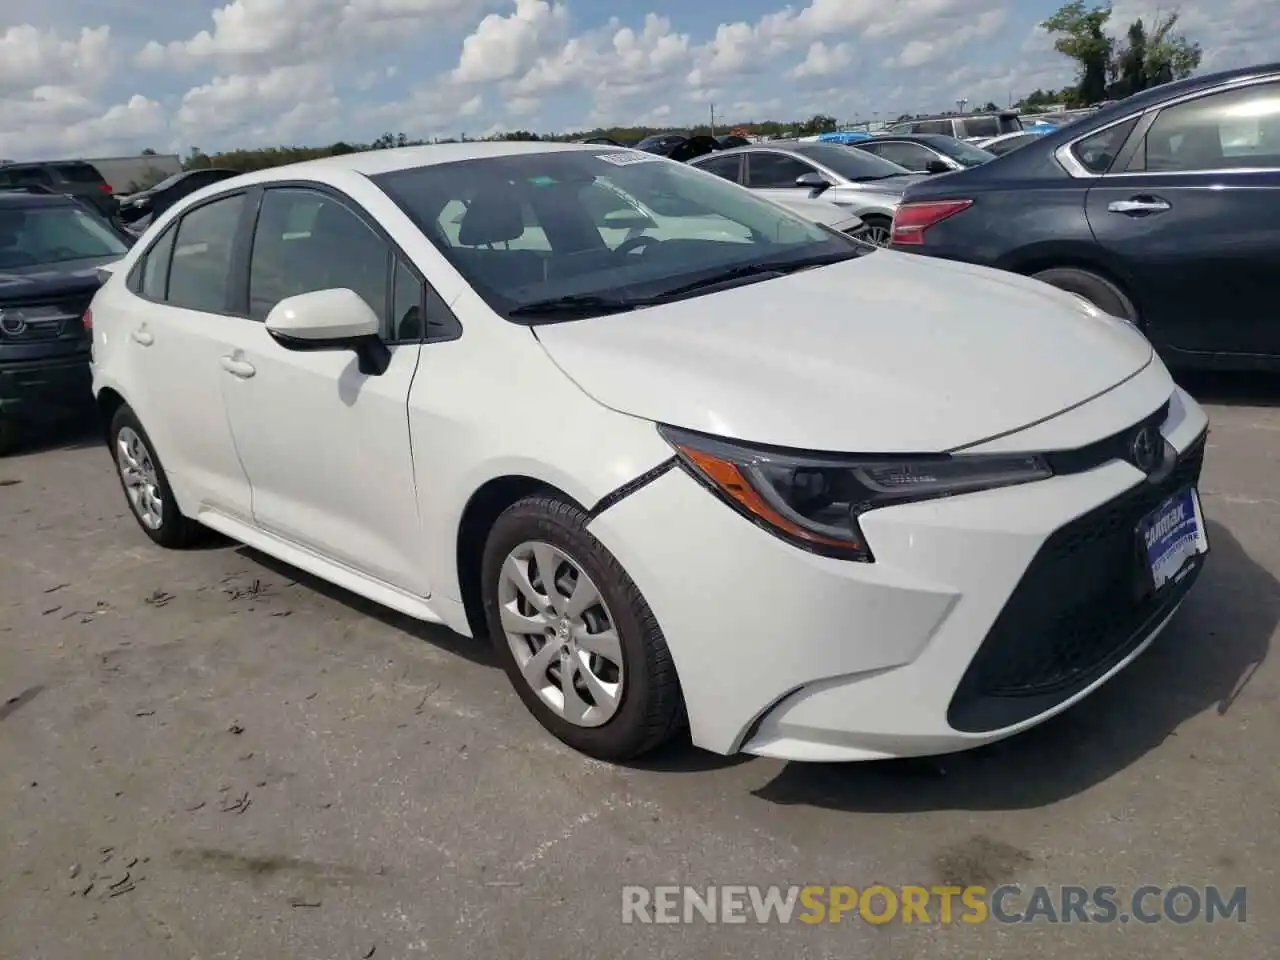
[596,151,663,166]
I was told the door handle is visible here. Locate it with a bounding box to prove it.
[130,327,154,346]
[219,355,256,378]
[1107,197,1171,214]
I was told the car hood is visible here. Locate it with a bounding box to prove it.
[533,251,1155,453]
[0,256,121,301]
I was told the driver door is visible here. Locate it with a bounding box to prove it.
[744,151,825,206]
[214,186,431,595]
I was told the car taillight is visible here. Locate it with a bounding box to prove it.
[100,183,113,194]
[890,199,973,246]
[82,307,93,332]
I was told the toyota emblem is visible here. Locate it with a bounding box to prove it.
[0,309,26,337]
[1130,426,1159,474]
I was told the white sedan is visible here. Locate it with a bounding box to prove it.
[88,142,1210,763]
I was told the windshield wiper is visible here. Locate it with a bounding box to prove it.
[651,251,859,301]
[508,293,644,318]
[509,251,859,319]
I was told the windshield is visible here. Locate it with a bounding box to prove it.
[789,143,914,181]
[931,138,998,166]
[373,149,866,321]
[0,204,127,268]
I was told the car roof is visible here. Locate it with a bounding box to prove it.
[859,134,958,146]
[223,140,640,186]
[2,159,102,170]
[0,190,78,208]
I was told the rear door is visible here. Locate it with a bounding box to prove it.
[1084,78,1280,359]
[861,141,947,173]
[692,153,743,184]
[115,191,255,520]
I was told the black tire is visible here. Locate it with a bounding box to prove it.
[108,404,205,548]
[481,495,685,761]
[859,214,893,247]
[0,418,18,456]
[1032,267,1140,325]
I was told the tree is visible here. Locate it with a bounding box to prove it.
[981,101,999,112]
[1142,11,1202,86]
[140,147,157,156]
[1113,18,1149,98]
[797,113,838,135]
[1043,3,1202,105]
[1042,1,1114,105]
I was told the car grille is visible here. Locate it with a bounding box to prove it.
[947,431,1207,733]
[0,293,93,343]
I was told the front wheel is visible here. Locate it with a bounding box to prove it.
[109,405,204,548]
[481,495,685,761]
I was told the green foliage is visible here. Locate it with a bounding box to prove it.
[1042,2,1202,105]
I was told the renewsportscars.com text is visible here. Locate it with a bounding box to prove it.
[621,884,1247,925]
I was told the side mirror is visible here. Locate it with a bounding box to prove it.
[925,159,952,174]
[265,288,391,376]
[794,171,831,197]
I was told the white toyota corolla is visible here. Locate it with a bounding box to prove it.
[88,142,1210,763]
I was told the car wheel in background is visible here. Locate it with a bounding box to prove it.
[858,215,893,247]
[1032,267,1141,326]
[0,418,18,456]
[109,404,204,548]
[481,495,685,761]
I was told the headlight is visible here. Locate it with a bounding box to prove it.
[660,425,1052,562]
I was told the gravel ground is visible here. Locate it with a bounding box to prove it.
[1,374,1277,960]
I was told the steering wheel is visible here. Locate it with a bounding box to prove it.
[615,235,662,256]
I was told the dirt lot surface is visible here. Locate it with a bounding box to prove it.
[2,375,1277,960]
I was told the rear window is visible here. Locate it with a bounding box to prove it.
[961,116,1000,139]
[914,120,955,136]
[53,163,105,184]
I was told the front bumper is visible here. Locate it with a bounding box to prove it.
[586,382,1210,761]
[0,353,94,422]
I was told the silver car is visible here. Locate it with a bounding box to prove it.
[689,142,926,246]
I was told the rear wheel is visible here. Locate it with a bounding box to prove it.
[1032,267,1140,326]
[109,405,204,548]
[859,215,893,247]
[481,495,685,761]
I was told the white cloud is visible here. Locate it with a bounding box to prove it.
[0,24,112,94]
[137,0,483,71]
[452,0,568,84]
[791,41,852,79]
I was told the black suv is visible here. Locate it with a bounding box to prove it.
[0,160,119,218]
[0,190,132,452]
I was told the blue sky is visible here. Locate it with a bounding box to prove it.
[1,0,1274,159]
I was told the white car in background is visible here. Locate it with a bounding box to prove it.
[89,142,1210,764]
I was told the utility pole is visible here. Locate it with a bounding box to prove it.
[709,103,716,137]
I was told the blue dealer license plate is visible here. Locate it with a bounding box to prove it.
[1138,487,1208,591]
